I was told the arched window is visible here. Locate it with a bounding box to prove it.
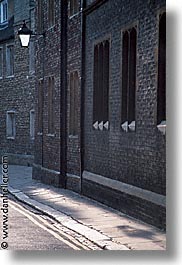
[121,27,137,132]
[69,0,79,17]
[38,79,43,132]
[93,39,110,129]
[48,77,55,134]
[121,31,129,125]
[69,71,79,136]
[37,0,43,32]
[48,0,55,27]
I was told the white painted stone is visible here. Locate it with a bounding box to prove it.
[83,171,166,207]
[157,120,166,135]
[98,121,104,131]
[93,121,99,130]
[104,121,109,130]
[121,121,128,132]
[128,121,135,131]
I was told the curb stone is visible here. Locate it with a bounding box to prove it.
[8,186,129,250]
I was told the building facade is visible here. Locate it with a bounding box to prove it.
[33,0,83,190]
[82,0,166,229]
[0,0,36,165]
[31,0,166,229]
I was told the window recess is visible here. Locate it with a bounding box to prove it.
[157,12,166,135]
[93,39,110,131]
[121,27,137,132]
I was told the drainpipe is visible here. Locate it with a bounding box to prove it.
[41,9,46,171]
[80,0,86,194]
[59,0,68,188]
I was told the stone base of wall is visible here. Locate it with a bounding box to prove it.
[66,173,81,193]
[32,163,60,187]
[0,153,34,166]
[32,165,166,229]
[82,171,166,230]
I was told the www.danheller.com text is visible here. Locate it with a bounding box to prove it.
[1,156,9,250]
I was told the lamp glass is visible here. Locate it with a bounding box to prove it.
[19,34,30,47]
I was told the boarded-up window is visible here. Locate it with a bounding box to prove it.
[48,0,55,27]
[69,0,79,17]
[6,45,14,77]
[69,71,79,136]
[121,31,129,126]
[157,12,166,124]
[38,80,43,132]
[37,0,43,32]
[48,76,54,134]
[121,27,137,131]
[93,40,110,125]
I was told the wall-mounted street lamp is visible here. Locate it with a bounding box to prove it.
[18,20,45,47]
[18,20,33,47]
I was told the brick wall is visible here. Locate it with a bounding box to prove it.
[83,0,166,195]
[67,1,82,188]
[0,0,35,165]
[33,0,83,190]
[32,0,166,228]
[82,0,166,228]
[33,0,62,183]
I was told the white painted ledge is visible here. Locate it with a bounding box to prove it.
[83,171,166,207]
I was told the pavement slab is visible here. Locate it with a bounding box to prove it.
[7,165,166,251]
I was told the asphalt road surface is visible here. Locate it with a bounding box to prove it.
[0,195,101,251]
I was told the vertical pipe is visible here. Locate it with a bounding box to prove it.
[42,1,45,169]
[80,0,86,194]
[60,0,68,188]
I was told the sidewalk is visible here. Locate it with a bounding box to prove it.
[7,165,166,250]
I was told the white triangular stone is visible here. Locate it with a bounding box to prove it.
[98,121,103,131]
[121,121,128,132]
[104,121,109,130]
[93,121,99,130]
[157,120,166,135]
[128,121,135,131]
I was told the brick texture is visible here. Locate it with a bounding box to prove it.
[0,0,35,165]
[34,0,61,174]
[67,2,82,178]
[32,0,166,229]
[83,0,166,195]
[0,0,166,229]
